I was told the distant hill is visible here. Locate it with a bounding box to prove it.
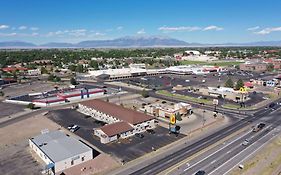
[0,41,36,47]
[0,36,281,48]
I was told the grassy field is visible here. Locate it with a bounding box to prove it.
[156,90,213,105]
[181,60,244,67]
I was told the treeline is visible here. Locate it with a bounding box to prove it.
[0,47,280,67]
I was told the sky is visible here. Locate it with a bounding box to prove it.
[0,0,281,44]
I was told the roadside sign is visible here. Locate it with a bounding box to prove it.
[239,87,247,93]
[170,114,176,124]
[213,99,219,105]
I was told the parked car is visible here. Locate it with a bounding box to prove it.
[135,133,144,138]
[67,124,74,130]
[147,129,155,134]
[70,125,80,132]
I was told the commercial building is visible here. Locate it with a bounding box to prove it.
[200,87,249,102]
[78,99,155,144]
[29,130,93,174]
[27,69,41,76]
[142,102,192,118]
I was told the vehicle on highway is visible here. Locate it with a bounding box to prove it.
[195,170,206,175]
[253,123,266,132]
[135,133,144,138]
[147,129,155,134]
[242,139,249,146]
[70,125,80,132]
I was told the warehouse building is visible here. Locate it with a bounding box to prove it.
[78,99,155,143]
[29,130,94,174]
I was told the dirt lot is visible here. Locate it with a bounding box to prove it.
[0,113,60,175]
[0,113,118,175]
[230,132,281,175]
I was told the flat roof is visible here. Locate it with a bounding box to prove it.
[100,121,134,137]
[80,99,154,125]
[30,130,92,162]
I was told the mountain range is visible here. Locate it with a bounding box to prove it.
[0,36,281,48]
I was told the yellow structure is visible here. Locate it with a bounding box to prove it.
[170,114,176,124]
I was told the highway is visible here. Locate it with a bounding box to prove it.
[169,108,281,175]
[127,106,280,175]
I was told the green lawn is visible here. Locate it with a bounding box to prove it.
[181,60,244,67]
[222,103,241,109]
[156,90,213,105]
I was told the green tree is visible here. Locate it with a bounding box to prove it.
[0,91,4,97]
[70,77,78,85]
[48,74,55,81]
[90,60,99,70]
[141,89,149,98]
[267,63,274,72]
[27,103,35,109]
[225,78,234,88]
[40,66,48,74]
[75,64,84,73]
[235,79,244,90]
[175,113,182,121]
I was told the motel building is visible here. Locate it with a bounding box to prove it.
[78,99,155,144]
[29,130,93,175]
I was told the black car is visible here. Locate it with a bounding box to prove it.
[269,103,276,108]
[195,170,206,175]
[135,133,144,138]
[147,129,155,134]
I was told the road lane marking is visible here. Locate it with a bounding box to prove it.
[183,130,253,172]
[208,128,278,175]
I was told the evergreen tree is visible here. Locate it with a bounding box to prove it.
[235,79,244,90]
[225,78,234,88]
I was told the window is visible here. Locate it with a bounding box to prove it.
[71,160,74,165]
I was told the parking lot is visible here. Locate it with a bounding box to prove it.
[119,73,268,107]
[0,102,25,118]
[48,109,185,162]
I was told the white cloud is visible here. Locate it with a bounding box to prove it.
[158,26,201,32]
[0,32,16,37]
[254,27,281,35]
[247,26,260,31]
[137,29,146,34]
[30,27,39,31]
[94,32,105,36]
[117,26,123,30]
[203,25,223,31]
[19,26,27,30]
[0,25,9,29]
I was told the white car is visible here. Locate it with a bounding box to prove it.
[242,139,249,146]
[185,80,190,82]
[69,125,80,132]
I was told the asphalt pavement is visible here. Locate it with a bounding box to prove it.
[124,105,280,175]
